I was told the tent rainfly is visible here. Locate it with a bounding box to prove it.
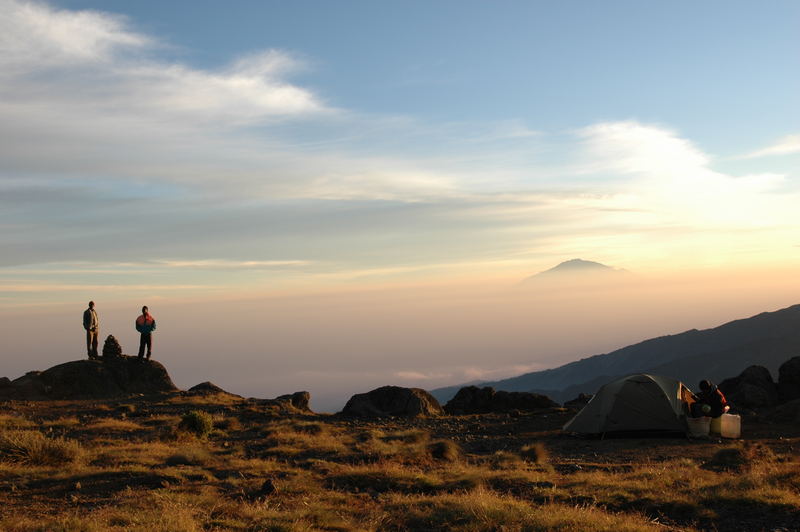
[563,374,695,434]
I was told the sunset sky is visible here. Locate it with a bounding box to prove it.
[1,0,798,409]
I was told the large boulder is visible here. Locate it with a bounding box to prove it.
[444,386,494,414]
[718,365,779,409]
[444,386,558,415]
[778,356,800,403]
[342,386,443,417]
[0,357,178,400]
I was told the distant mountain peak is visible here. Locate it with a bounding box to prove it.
[522,259,628,284]
[542,259,616,274]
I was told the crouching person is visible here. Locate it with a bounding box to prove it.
[691,379,729,417]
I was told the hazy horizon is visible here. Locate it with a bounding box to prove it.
[1,1,798,411]
[2,265,799,412]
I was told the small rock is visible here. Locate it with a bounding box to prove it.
[260,479,278,495]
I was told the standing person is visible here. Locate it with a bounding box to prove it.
[83,301,99,359]
[135,306,157,361]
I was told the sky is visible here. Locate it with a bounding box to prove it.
[1,0,799,410]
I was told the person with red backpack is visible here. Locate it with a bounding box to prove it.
[135,306,157,361]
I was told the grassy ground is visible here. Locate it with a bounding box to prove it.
[0,394,798,531]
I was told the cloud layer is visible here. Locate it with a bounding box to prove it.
[1,0,798,308]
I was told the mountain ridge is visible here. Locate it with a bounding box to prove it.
[430,303,800,404]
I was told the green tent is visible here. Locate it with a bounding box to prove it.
[563,374,692,434]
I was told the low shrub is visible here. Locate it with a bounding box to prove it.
[520,442,548,465]
[178,410,214,438]
[0,430,83,466]
[428,439,462,462]
[486,451,523,470]
[165,445,213,466]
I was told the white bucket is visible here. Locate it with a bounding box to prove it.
[711,413,741,438]
[686,416,711,437]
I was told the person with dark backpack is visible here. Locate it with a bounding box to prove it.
[135,305,157,361]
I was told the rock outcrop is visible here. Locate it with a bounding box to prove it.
[248,391,313,414]
[768,398,800,423]
[269,391,312,413]
[0,357,178,400]
[718,365,779,409]
[778,356,800,403]
[444,386,558,415]
[188,381,235,396]
[342,386,443,417]
[564,393,593,410]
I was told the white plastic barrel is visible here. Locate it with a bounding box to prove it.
[710,413,741,438]
[720,413,741,438]
[686,416,711,437]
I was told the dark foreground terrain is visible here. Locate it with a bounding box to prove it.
[1,392,798,531]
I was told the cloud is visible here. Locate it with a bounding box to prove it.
[394,371,448,380]
[0,0,797,289]
[572,121,793,227]
[460,363,546,382]
[576,120,710,179]
[0,281,207,293]
[0,0,325,131]
[741,134,800,159]
[0,0,150,67]
[156,259,312,270]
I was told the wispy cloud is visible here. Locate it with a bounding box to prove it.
[155,259,312,270]
[0,0,324,123]
[0,0,151,67]
[394,371,449,381]
[0,281,208,293]
[740,134,800,159]
[461,364,546,381]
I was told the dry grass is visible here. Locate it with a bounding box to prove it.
[382,488,662,531]
[165,445,214,467]
[0,414,37,430]
[1,398,798,531]
[84,418,142,432]
[0,429,83,466]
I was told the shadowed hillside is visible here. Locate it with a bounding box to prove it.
[432,304,800,404]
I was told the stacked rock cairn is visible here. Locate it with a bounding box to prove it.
[102,335,123,358]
